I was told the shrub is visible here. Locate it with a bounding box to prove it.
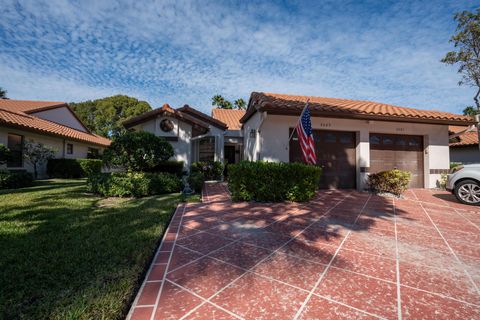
[0,144,11,165]
[0,171,33,189]
[190,161,223,180]
[148,160,185,177]
[87,172,181,197]
[368,169,411,196]
[103,131,174,171]
[187,172,205,193]
[228,161,322,202]
[47,159,102,178]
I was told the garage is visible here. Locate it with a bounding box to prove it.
[290,129,356,189]
[369,133,424,188]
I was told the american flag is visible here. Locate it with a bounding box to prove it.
[296,103,317,165]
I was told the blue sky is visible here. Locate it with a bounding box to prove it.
[0,0,478,114]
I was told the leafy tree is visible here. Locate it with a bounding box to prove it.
[70,95,152,138]
[0,87,7,99]
[212,95,246,109]
[0,144,11,165]
[103,131,174,171]
[23,140,56,179]
[463,105,478,116]
[442,9,480,111]
[212,95,233,109]
[234,98,246,110]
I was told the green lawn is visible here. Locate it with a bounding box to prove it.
[0,179,181,319]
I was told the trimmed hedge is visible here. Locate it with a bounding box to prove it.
[86,172,182,197]
[148,160,185,177]
[47,159,102,178]
[191,161,223,180]
[187,172,205,193]
[0,171,34,189]
[368,169,411,196]
[228,161,322,202]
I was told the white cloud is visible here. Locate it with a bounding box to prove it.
[0,0,477,115]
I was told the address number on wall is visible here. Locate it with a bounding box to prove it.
[319,123,332,128]
[395,128,405,132]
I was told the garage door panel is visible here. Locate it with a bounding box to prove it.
[290,129,356,189]
[369,133,424,188]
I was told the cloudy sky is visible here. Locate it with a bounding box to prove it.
[0,0,477,114]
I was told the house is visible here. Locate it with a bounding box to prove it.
[240,92,475,190]
[0,99,110,177]
[124,104,243,168]
[126,92,475,190]
[449,125,480,164]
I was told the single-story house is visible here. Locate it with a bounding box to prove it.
[0,99,111,177]
[123,104,245,168]
[125,92,475,191]
[449,125,480,164]
[240,92,476,190]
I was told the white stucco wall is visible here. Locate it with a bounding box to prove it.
[0,127,104,178]
[243,113,450,189]
[32,107,88,132]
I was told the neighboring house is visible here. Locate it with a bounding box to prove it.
[449,125,480,164]
[240,92,475,190]
[0,99,111,177]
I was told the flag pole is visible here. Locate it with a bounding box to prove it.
[288,99,310,141]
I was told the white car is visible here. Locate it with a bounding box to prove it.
[446,164,480,205]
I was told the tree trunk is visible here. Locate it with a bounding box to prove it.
[33,163,37,179]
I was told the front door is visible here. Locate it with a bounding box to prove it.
[224,145,236,164]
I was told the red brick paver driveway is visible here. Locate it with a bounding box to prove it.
[128,184,480,320]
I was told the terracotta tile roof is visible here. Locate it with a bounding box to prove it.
[211,108,245,130]
[123,104,211,130]
[0,99,67,114]
[0,100,110,147]
[241,92,476,125]
[449,125,479,147]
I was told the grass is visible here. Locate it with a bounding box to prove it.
[0,179,182,319]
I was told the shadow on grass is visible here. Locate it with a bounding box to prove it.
[0,180,181,319]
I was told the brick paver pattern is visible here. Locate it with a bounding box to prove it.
[128,183,480,320]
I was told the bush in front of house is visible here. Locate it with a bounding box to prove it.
[187,172,205,193]
[103,131,174,171]
[87,172,181,197]
[47,159,103,178]
[0,171,34,189]
[368,169,412,196]
[228,161,322,202]
[190,161,223,180]
[148,160,185,177]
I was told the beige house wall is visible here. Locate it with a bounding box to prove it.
[243,113,450,190]
[0,127,105,178]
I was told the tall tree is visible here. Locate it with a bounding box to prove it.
[442,9,480,148]
[70,95,152,138]
[211,95,246,109]
[0,87,7,99]
[463,105,478,116]
[234,98,246,110]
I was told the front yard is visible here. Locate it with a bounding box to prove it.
[0,179,181,319]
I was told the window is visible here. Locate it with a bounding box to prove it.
[7,134,23,167]
[87,147,100,159]
[383,136,394,145]
[324,133,336,143]
[66,143,73,155]
[369,135,380,145]
[198,137,215,162]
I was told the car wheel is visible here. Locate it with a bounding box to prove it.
[454,180,480,206]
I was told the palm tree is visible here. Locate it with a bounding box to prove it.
[234,98,246,110]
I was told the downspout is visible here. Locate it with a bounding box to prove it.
[253,111,267,161]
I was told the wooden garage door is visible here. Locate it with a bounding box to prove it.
[369,133,424,188]
[290,129,356,189]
